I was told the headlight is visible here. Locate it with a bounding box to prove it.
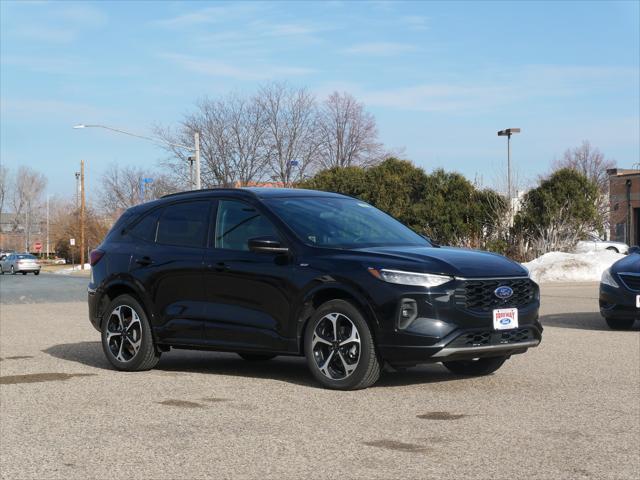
[368,268,453,287]
[601,268,619,288]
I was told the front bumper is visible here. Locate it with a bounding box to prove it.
[599,283,639,320]
[372,278,542,365]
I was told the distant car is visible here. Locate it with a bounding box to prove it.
[0,253,41,275]
[599,248,639,329]
[576,234,629,254]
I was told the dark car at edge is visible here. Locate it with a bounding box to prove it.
[87,188,542,390]
[600,248,640,330]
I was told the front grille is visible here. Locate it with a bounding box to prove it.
[619,273,640,292]
[448,328,535,348]
[454,278,535,313]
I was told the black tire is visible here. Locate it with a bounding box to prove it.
[606,247,619,253]
[238,353,277,361]
[101,294,160,371]
[0,266,4,275]
[605,317,635,330]
[22,272,27,275]
[34,271,40,276]
[304,299,381,390]
[443,356,508,376]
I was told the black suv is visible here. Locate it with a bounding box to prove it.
[88,188,542,390]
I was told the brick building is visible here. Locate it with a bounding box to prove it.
[608,168,640,246]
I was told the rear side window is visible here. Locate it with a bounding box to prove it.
[156,201,209,248]
[128,210,159,242]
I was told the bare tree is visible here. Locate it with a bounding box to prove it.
[157,93,270,188]
[553,141,616,195]
[317,92,383,169]
[257,83,320,186]
[11,166,47,249]
[99,164,180,219]
[0,165,8,222]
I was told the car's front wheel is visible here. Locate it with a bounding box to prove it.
[34,271,40,275]
[101,294,160,371]
[443,356,507,376]
[605,317,635,330]
[304,299,381,390]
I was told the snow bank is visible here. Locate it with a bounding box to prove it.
[523,250,624,283]
[55,263,91,275]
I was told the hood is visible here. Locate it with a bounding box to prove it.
[352,245,528,278]
[611,252,640,273]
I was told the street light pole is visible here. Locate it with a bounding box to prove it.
[497,128,521,200]
[80,160,86,270]
[73,124,202,189]
[194,131,201,190]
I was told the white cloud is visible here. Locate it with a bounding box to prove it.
[343,42,418,56]
[401,15,429,31]
[160,53,314,81]
[153,4,261,28]
[355,65,639,113]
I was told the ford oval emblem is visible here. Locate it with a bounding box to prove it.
[494,286,514,299]
[500,318,511,325]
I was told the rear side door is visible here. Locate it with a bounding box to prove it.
[202,198,296,353]
[130,200,211,345]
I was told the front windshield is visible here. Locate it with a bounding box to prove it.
[264,196,430,249]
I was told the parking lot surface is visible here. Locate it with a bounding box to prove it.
[1,275,639,479]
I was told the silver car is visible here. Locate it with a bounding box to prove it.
[0,253,41,275]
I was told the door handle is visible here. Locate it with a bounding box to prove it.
[214,262,229,272]
[136,256,153,266]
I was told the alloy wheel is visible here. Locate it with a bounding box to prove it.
[106,305,142,363]
[311,312,361,380]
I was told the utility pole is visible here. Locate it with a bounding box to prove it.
[75,172,80,208]
[46,195,50,258]
[80,160,86,270]
[194,131,201,190]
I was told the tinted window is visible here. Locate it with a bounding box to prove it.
[129,210,159,242]
[156,201,209,248]
[17,254,36,259]
[264,197,430,249]
[215,200,279,251]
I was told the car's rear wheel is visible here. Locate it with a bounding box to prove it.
[238,353,277,361]
[101,294,160,371]
[443,356,507,376]
[304,299,381,390]
[605,317,635,330]
[34,271,40,275]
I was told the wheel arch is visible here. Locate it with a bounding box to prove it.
[99,279,155,330]
[296,284,379,355]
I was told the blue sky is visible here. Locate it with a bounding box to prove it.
[1,0,639,200]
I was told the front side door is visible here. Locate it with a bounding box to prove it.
[130,200,211,345]
[203,198,296,353]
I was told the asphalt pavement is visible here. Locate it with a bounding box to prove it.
[0,277,638,480]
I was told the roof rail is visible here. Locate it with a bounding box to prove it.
[160,187,248,199]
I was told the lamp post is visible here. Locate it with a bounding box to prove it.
[497,128,521,200]
[73,124,201,189]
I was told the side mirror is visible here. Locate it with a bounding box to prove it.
[629,246,640,255]
[248,237,289,254]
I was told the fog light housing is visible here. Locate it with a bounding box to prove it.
[397,298,418,330]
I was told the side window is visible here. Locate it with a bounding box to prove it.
[128,210,159,242]
[156,201,209,248]
[215,200,279,251]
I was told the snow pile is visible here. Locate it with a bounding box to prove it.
[523,250,624,283]
[55,263,91,275]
